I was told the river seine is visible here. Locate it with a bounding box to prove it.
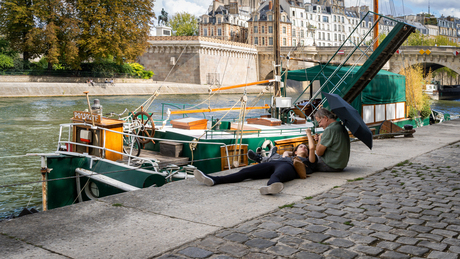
[0,95,459,219]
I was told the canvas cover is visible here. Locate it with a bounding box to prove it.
[283,65,406,113]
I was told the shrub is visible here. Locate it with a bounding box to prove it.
[0,54,14,70]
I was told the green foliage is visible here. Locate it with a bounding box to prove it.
[0,54,14,69]
[126,63,154,79]
[169,12,199,36]
[420,96,431,119]
[404,32,459,47]
[0,0,155,68]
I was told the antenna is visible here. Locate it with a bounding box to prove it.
[428,0,430,15]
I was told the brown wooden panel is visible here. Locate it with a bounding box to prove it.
[220,144,248,171]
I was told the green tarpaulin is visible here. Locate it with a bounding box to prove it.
[284,65,406,114]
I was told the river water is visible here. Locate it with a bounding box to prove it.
[0,95,459,219]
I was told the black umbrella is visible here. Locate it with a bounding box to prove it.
[322,92,373,149]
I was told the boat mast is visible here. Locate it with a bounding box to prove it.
[373,0,379,50]
[274,0,281,97]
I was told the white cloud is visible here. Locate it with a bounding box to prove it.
[154,0,208,18]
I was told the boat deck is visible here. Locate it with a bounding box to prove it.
[120,150,189,168]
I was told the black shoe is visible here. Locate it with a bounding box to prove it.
[248,150,262,163]
[268,146,278,158]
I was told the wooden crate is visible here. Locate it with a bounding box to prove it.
[220,144,248,171]
[246,117,282,126]
[171,117,208,130]
[160,141,183,157]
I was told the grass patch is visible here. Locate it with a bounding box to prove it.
[344,221,354,226]
[279,203,295,209]
[333,186,340,188]
[347,177,364,182]
[400,182,405,186]
[392,170,398,173]
[453,187,460,191]
[421,177,425,180]
[396,160,409,166]
[112,203,123,207]
[304,196,313,200]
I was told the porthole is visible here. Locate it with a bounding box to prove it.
[85,181,100,200]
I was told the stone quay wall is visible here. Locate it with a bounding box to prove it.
[140,36,258,86]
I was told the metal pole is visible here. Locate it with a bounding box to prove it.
[40,156,48,211]
[274,0,280,97]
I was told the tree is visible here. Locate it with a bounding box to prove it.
[0,0,36,62]
[77,0,155,65]
[169,12,198,36]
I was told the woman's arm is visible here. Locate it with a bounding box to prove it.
[306,129,317,163]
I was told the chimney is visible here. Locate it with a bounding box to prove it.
[269,0,272,10]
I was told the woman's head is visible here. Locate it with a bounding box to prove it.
[294,143,308,158]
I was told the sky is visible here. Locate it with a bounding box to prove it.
[153,0,460,22]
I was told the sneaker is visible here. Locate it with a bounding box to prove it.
[248,150,262,163]
[255,147,262,155]
[268,146,278,158]
[259,182,284,195]
[193,169,214,186]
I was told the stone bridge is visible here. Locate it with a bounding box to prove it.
[257,46,460,81]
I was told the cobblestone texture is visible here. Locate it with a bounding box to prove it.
[158,144,460,258]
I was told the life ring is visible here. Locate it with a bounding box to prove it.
[260,139,273,157]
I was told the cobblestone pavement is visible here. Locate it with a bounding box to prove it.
[157,143,460,259]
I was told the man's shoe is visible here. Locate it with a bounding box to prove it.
[259,182,284,195]
[193,169,214,186]
[255,147,262,155]
[268,146,278,158]
[248,150,262,163]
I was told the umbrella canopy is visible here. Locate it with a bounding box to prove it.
[322,92,373,149]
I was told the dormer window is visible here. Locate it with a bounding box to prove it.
[268,15,273,21]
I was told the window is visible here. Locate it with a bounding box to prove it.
[318,33,321,40]
[334,15,336,22]
[342,17,344,23]
[269,26,273,33]
[301,12,303,18]
[293,39,296,46]
[301,30,304,38]
[204,28,207,36]
[254,37,258,45]
[327,33,330,40]
[262,37,265,45]
[301,40,304,45]
[293,20,295,26]
[254,26,258,33]
[323,16,329,23]
[334,24,337,31]
[293,28,296,36]
[218,28,221,36]
[283,27,286,34]
[254,15,258,21]
[218,18,221,24]
[262,26,265,33]
[334,33,337,40]
[268,15,273,21]
[283,38,286,46]
[292,11,295,16]
[269,37,273,45]
[301,21,303,27]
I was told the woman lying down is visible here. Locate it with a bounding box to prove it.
[194,129,318,195]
